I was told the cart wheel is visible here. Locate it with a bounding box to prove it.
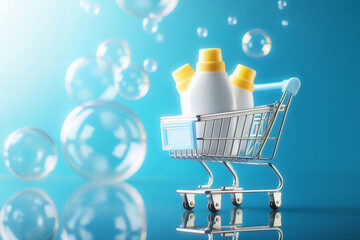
[230,192,243,206]
[207,203,218,213]
[269,192,281,210]
[181,193,195,210]
[270,201,280,210]
[207,194,221,212]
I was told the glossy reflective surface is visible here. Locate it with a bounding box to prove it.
[0,178,358,240]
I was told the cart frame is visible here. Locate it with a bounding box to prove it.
[161,78,301,212]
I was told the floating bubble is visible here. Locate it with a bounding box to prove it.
[227,16,237,25]
[115,0,178,18]
[114,64,149,100]
[278,0,287,10]
[62,183,146,240]
[96,39,130,71]
[156,33,164,42]
[143,58,157,73]
[142,17,158,34]
[282,20,288,26]
[65,56,117,104]
[80,0,100,16]
[61,101,147,181]
[0,188,58,240]
[149,13,163,23]
[197,27,208,38]
[242,29,271,58]
[3,127,57,181]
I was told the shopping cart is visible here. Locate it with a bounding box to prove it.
[160,77,301,212]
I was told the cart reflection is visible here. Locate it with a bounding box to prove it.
[177,208,282,240]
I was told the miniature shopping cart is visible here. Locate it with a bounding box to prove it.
[160,77,301,212]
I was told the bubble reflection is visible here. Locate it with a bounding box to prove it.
[62,183,146,240]
[0,188,58,240]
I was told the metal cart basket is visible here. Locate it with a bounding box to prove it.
[161,78,301,212]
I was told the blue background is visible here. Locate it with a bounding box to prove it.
[0,0,359,239]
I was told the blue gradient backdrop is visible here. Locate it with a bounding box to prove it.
[0,0,359,210]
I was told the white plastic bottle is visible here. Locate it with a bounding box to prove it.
[172,64,195,115]
[187,48,236,155]
[186,48,236,115]
[229,64,256,155]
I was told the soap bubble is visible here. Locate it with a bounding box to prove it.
[242,29,271,58]
[80,0,100,16]
[4,127,57,181]
[197,27,208,38]
[227,16,237,25]
[143,58,157,73]
[115,0,178,18]
[62,183,146,240]
[282,20,288,26]
[156,33,164,42]
[114,64,149,100]
[149,13,162,22]
[142,17,158,34]
[0,188,58,240]
[65,57,117,104]
[96,39,130,71]
[61,101,147,181]
[278,0,287,10]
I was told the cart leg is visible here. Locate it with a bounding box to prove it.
[267,162,284,192]
[269,192,282,209]
[207,194,222,212]
[198,161,214,189]
[221,162,239,190]
[181,193,195,210]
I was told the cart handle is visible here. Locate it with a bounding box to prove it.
[254,77,301,96]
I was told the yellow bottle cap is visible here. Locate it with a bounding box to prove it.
[172,64,195,93]
[196,48,225,72]
[230,64,256,92]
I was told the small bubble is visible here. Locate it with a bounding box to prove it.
[282,20,288,26]
[149,13,162,22]
[278,0,287,10]
[143,58,157,73]
[227,16,237,25]
[142,17,158,34]
[156,33,164,42]
[4,128,57,180]
[96,39,130,71]
[114,65,149,100]
[242,29,271,58]
[80,0,100,16]
[197,27,208,38]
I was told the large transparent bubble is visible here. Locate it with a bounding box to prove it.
[62,183,146,240]
[242,29,272,58]
[114,64,149,100]
[0,188,58,240]
[65,57,117,104]
[96,39,130,72]
[61,101,147,181]
[4,127,57,181]
[115,0,178,18]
